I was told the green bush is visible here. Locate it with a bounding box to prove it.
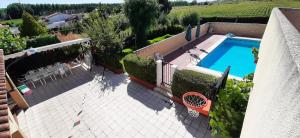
[0,28,26,55]
[123,54,156,84]
[26,34,60,48]
[146,25,184,40]
[181,12,199,27]
[122,48,133,55]
[146,34,172,45]
[209,79,253,138]
[171,69,217,98]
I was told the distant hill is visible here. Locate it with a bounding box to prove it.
[169,1,300,17]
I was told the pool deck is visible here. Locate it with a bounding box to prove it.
[164,35,226,67]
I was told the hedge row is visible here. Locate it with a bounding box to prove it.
[171,69,218,98]
[26,34,60,48]
[123,54,156,84]
[146,25,184,40]
[200,17,269,24]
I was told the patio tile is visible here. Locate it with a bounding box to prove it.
[17,66,210,138]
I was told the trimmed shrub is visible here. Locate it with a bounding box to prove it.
[26,34,60,48]
[123,54,156,84]
[146,25,183,40]
[200,17,269,24]
[171,69,217,98]
[146,34,172,45]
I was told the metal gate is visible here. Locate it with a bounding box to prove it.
[162,62,173,86]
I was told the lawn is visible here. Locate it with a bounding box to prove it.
[169,1,300,18]
[0,18,23,26]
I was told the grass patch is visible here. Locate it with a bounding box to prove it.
[146,34,172,45]
[0,19,23,27]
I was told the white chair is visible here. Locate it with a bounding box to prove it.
[38,67,54,84]
[46,65,57,80]
[54,63,67,78]
[27,70,44,88]
[190,53,201,65]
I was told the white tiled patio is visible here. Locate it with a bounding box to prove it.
[17,66,211,138]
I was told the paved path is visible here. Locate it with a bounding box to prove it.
[17,66,211,138]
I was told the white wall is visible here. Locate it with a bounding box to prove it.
[241,8,300,137]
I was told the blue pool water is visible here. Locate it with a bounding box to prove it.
[197,38,260,78]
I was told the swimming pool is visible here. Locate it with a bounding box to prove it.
[197,38,260,78]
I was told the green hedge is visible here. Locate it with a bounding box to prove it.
[146,34,172,45]
[123,54,156,84]
[146,25,184,40]
[171,69,217,98]
[26,34,60,48]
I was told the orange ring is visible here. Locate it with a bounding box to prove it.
[182,92,208,112]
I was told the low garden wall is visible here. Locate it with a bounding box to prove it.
[209,22,266,38]
[135,23,210,58]
[135,22,266,58]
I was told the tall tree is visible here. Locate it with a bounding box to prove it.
[124,0,159,48]
[20,12,47,37]
[158,0,172,14]
[6,3,24,19]
[82,12,122,57]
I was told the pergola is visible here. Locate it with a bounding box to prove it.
[4,38,91,110]
[4,38,91,60]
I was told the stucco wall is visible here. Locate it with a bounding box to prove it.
[135,22,266,58]
[136,23,209,58]
[210,22,266,38]
[241,8,300,137]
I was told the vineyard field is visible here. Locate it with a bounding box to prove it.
[169,1,300,17]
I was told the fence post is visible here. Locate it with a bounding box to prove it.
[156,60,162,86]
[171,64,177,82]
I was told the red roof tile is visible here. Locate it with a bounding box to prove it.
[0,50,10,138]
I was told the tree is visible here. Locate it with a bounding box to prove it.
[182,12,199,27]
[82,12,122,57]
[6,3,24,19]
[124,0,159,48]
[0,28,26,55]
[158,0,172,14]
[190,0,198,5]
[20,12,47,37]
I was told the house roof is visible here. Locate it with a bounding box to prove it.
[0,50,10,138]
[44,12,63,19]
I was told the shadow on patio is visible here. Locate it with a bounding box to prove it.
[23,65,126,106]
[126,82,173,112]
[174,101,212,138]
